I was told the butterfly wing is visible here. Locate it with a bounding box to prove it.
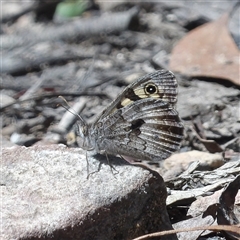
[92,70,184,162]
[95,70,178,121]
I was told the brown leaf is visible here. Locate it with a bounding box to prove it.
[192,122,224,153]
[169,12,240,86]
[218,175,240,239]
[203,175,240,239]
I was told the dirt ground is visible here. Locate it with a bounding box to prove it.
[1,1,239,240]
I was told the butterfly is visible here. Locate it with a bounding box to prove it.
[74,70,184,163]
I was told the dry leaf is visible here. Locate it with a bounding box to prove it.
[169,12,240,86]
[173,215,214,240]
[218,175,240,239]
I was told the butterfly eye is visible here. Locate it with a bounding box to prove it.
[144,83,158,95]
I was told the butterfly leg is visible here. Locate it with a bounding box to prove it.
[104,151,119,177]
[101,151,119,175]
[86,151,91,179]
[86,150,106,179]
[86,151,118,179]
[86,163,103,179]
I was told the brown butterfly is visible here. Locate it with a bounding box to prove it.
[75,70,184,163]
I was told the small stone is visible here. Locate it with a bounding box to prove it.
[164,150,224,171]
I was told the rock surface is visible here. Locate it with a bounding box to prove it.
[1,145,176,240]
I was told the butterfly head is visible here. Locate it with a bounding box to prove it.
[75,123,93,151]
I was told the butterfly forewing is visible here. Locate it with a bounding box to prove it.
[97,70,178,120]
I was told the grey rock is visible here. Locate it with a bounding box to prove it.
[1,145,176,240]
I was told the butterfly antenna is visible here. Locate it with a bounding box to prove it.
[58,96,87,126]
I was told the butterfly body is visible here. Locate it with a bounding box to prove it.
[75,70,184,163]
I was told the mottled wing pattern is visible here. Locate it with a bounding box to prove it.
[92,70,184,162]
